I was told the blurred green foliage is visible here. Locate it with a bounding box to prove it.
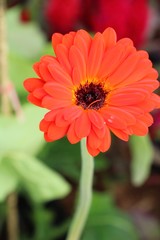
[129,135,154,186]
[82,193,139,240]
[0,105,45,156]
[0,152,70,202]
[0,102,70,202]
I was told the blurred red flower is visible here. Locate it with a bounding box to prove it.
[20,8,31,23]
[44,0,149,47]
[44,0,82,35]
[83,0,149,47]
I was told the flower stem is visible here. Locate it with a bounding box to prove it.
[66,138,94,240]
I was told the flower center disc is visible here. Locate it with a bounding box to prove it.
[75,83,106,110]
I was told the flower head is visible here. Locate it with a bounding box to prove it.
[24,27,160,156]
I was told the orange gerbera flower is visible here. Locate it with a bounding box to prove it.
[24,27,160,156]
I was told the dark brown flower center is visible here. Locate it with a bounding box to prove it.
[75,83,107,110]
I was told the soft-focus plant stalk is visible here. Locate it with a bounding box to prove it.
[66,138,94,240]
[0,0,10,114]
[7,193,19,240]
[0,1,19,240]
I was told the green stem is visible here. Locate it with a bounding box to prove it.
[66,138,94,240]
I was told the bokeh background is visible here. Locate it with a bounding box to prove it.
[1,0,160,239]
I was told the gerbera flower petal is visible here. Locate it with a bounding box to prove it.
[88,110,105,129]
[67,120,81,144]
[101,106,137,128]
[72,67,82,85]
[98,126,111,152]
[44,82,72,99]
[102,27,117,49]
[108,52,140,87]
[38,62,54,82]
[101,110,127,129]
[75,112,91,138]
[69,45,86,82]
[131,119,148,136]
[108,87,150,107]
[33,62,41,78]
[98,44,124,78]
[87,32,104,77]
[144,68,158,79]
[74,30,91,62]
[32,88,46,99]
[113,60,155,88]
[63,105,83,121]
[62,32,76,49]
[55,111,68,127]
[87,129,102,149]
[126,79,159,92]
[117,38,133,47]
[110,127,129,141]
[109,91,146,106]
[55,44,72,74]
[48,122,69,141]
[42,96,71,110]
[48,62,72,86]
[92,125,106,139]
[27,93,42,107]
[138,50,149,59]
[44,132,53,142]
[44,109,61,121]
[136,98,156,112]
[141,113,153,126]
[121,106,144,116]
[86,141,100,157]
[52,33,63,49]
[41,55,56,63]
[39,118,50,132]
[24,78,44,92]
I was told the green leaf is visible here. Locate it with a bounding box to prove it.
[0,158,19,201]
[38,138,81,181]
[4,152,71,202]
[0,104,46,157]
[82,193,139,240]
[129,135,154,186]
